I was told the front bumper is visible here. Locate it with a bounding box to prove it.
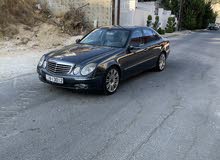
[37,68,104,90]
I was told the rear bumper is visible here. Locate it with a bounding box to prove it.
[37,68,104,90]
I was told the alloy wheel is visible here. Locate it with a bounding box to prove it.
[159,53,166,71]
[105,68,120,93]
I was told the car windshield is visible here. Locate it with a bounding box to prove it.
[80,28,130,48]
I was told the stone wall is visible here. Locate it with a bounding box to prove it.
[39,0,113,26]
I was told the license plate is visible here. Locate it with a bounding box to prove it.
[46,75,64,84]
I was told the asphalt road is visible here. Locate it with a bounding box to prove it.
[1,31,220,160]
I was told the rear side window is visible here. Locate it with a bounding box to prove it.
[130,29,143,47]
[131,29,143,38]
[142,28,153,44]
[142,28,160,44]
[143,29,154,37]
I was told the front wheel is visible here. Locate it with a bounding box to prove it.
[103,67,120,95]
[156,53,166,71]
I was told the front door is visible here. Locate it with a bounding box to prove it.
[118,29,146,78]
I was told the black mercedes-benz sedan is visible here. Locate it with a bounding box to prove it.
[37,26,170,94]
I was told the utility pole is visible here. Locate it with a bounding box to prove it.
[117,0,121,25]
[112,0,120,25]
[112,0,115,25]
[178,0,183,31]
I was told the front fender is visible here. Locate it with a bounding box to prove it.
[95,60,121,77]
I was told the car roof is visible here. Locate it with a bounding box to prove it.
[99,26,151,31]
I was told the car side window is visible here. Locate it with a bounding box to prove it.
[132,29,143,38]
[150,29,161,41]
[142,28,154,44]
[142,28,160,44]
[130,29,143,47]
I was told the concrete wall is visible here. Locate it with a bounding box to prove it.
[158,8,175,29]
[39,0,113,26]
[120,1,176,30]
[120,0,136,25]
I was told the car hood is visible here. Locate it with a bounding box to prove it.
[46,44,121,64]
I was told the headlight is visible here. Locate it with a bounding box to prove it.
[73,67,81,75]
[81,63,97,76]
[43,61,47,68]
[38,55,45,67]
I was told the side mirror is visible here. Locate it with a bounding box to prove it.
[76,39,81,44]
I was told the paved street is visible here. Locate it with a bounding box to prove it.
[0,31,220,160]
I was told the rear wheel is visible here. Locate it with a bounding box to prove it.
[103,67,120,95]
[156,53,166,71]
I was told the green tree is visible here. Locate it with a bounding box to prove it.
[162,0,217,30]
[202,1,218,28]
[161,0,179,16]
[147,15,152,27]
[181,0,217,30]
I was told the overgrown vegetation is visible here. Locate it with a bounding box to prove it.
[0,0,37,27]
[0,0,36,37]
[0,0,90,38]
[161,0,218,30]
[62,6,92,36]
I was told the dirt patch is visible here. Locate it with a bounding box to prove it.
[15,23,71,49]
[0,0,91,51]
[0,23,85,52]
[0,0,91,37]
[62,6,92,36]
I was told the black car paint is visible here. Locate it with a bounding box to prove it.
[37,26,170,90]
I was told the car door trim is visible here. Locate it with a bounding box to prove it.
[124,55,158,71]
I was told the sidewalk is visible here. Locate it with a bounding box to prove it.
[164,30,193,38]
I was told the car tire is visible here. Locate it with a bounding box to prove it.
[156,53,166,71]
[103,67,120,95]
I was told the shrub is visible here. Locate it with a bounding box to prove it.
[153,16,160,30]
[147,15,152,27]
[165,17,176,33]
[157,28,165,35]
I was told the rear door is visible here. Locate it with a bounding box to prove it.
[141,28,162,68]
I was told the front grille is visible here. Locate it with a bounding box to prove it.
[46,61,73,75]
